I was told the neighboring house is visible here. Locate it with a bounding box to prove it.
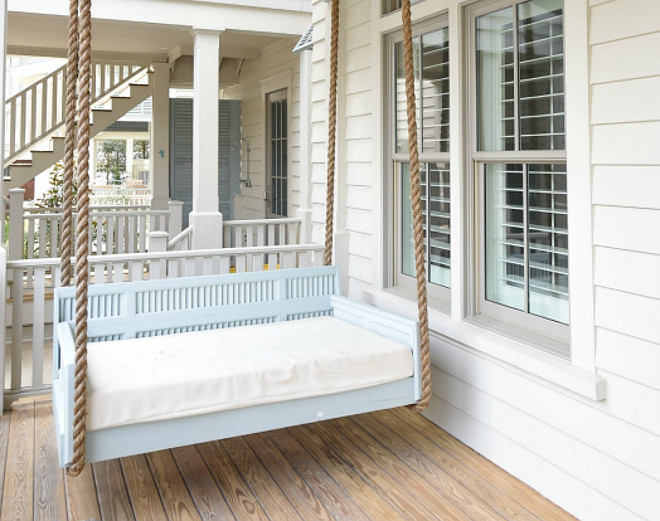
[1,2,658,521]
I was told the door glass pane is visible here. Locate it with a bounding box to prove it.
[476,7,515,151]
[528,163,568,323]
[485,163,525,310]
[518,0,564,150]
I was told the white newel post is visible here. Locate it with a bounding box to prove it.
[168,200,184,237]
[148,231,169,253]
[188,28,223,249]
[150,63,170,212]
[295,47,313,244]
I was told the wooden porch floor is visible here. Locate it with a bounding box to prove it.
[0,396,578,521]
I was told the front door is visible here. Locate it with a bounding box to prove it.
[266,89,287,218]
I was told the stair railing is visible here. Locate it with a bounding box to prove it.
[4,61,148,167]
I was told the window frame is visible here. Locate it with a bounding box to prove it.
[466,0,570,353]
[385,14,452,300]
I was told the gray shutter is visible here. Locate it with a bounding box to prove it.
[169,98,193,229]
[170,98,242,228]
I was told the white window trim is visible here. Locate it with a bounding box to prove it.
[371,0,602,400]
[384,13,451,302]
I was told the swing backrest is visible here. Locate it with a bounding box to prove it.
[54,266,341,347]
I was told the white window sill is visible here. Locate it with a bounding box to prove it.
[362,288,606,401]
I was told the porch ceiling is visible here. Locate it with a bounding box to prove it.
[7,1,310,63]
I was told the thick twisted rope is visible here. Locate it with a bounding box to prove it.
[323,0,339,266]
[69,0,92,477]
[402,0,431,412]
[60,0,78,286]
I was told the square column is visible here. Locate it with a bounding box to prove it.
[189,28,223,249]
[150,63,170,211]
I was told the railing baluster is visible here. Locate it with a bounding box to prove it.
[41,78,48,135]
[32,267,45,387]
[10,266,23,390]
[19,93,27,149]
[30,86,37,144]
[9,99,16,155]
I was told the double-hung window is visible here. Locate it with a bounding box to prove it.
[470,0,569,352]
[388,18,451,292]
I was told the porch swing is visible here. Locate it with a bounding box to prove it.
[53,0,431,475]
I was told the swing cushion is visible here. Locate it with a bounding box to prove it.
[85,315,413,431]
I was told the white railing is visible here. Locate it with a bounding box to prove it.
[15,207,171,260]
[167,226,193,251]
[4,60,148,165]
[3,243,323,399]
[223,218,301,248]
[90,186,152,206]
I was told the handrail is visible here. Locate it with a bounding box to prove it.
[5,243,323,269]
[4,61,148,166]
[167,226,193,251]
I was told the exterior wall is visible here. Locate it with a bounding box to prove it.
[309,1,660,520]
[231,37,302,220]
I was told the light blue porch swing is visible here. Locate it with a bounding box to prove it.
[53,0,431,476]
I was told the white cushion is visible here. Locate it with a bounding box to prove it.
[86,316,413,431]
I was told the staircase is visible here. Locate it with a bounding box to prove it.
[3,61,152,194]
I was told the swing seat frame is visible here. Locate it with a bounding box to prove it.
[52,266,421,467]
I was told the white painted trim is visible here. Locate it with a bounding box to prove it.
[364,287,606,400]
[563,0,597,372]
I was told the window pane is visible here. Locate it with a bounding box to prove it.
[427,162,451,286]
[421,29,450,153]
[518,0,564,150]
[400,162,451,288]
[395,38,421,154]
[485,163,525,310]
[485,162,569,323]
[528,163,568,323]
[477,7,515,151]
[396,29,450,155]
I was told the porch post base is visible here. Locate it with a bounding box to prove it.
[189,211,224,249]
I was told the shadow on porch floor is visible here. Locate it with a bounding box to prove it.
[0,396,578,521]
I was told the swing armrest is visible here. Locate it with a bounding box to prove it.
[56,321,76,368]
[53,321,75,467]
[330,295,421,401]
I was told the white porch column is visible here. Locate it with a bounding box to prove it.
[189,29,223,249]
[295,48,313,244]
[150,63,170,211]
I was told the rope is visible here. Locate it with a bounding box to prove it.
[401,0,431,412]
[323,0,339,266]
[69,0,92,477]
[61,0,78,286]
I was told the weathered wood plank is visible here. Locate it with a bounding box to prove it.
[327,416,475,521]
[354,412,512,521]
[291,423,410,521]
[170,445,236,521]
[309,417,442,521]
[1,402,35,521]
[221,436,305,521]
[120,455,168,521]
[65,463,101,521]
[93,460,135,521]
[266,427,372,521]
[367,410,541,521]
[145,450,201,521]
[389,408,580,521]
[34,401,67,521]
[245,432,335,521]
[0,408,12,514]
[196,440,270,521]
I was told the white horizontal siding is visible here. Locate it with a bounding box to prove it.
[590,0,660,44]
[596,329,660,390]
[593,166,660,208]
[591,31,660,84]
[593,206,660,254]
[592,77,660,124]
[592,122,660,165]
